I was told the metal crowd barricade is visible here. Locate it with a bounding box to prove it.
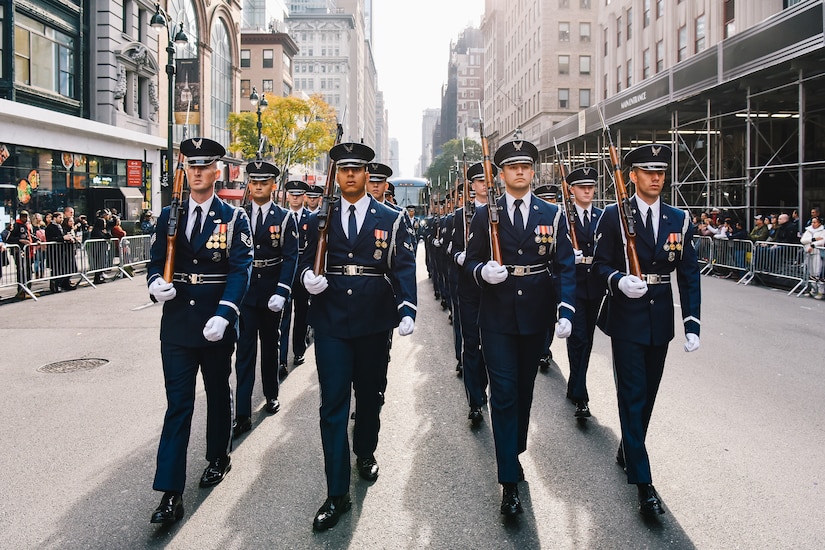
[117,235,152,278]
[83,238,117,286]
[693,235,714,274]
[706,238,754,283]
[22,240,86,295]
[1,244,37,299]
[748,241,808,295]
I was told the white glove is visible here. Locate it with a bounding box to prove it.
[555,318,572,339]
[481,260,508,284]
[149,278,176,302]
[267,294,286,312]
[303,270,329,295]
[433,238,441,248]
[573,249,584,265]
[618,275,648,298]
[447,242,453,254]
[456,251,466,266]
[203,316,229,342]
[398,316,415,336]
[684,333,700,352]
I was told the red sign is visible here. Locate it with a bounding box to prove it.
[127,160,143,187]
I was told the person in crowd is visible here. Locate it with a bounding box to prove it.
[465,139,575,517]
[298,142,416,531]
[45,211,77,292]
[233,161,298,439]
[801,216,825,298]
[451,162,493,426]
[804,207,821,230]
[593,143,701,518]
[90,209,113,284]
[146,137,252,525]
[749,215,770,242]
[563,167,604,420]
[279,180,312,377]
[771,213,798,244]
[8,210,38,295]
[32,212,47,279]
[111,215,127,262]
[140,210,156,235]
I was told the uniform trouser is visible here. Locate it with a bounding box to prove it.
[565,295,601,402]
[279,287,311,363]
[481,330,545,483]
[154,341,234,493]
[448,273,462,362]
[542,327,554,357]
[458,291,487,408]
[315,329,390,497]
[235,303,282,418]
[610,339,668,485]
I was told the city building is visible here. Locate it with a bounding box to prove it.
[419,108,440,177]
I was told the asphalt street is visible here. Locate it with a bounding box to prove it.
[1,247,824,549]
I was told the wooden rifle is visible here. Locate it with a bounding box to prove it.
[312,122,344,274]
[478,111,502,263]
[162,152,186,282]
[461,138,472,249]
[598,108,641,277]
[554,138,580,250]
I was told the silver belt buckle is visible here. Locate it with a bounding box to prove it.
[513,266,525,276]
[189,273,203,284]
[581,257,593,265]
[646,274,662,284]
[344,265,360,276]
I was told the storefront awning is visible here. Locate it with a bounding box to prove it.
[217,188,245,201]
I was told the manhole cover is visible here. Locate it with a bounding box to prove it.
[38,358,109,374]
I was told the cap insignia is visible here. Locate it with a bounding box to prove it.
[513,141,523,151]
[193,138,203,150]
[344,143,354,153]
[651,146,662,156]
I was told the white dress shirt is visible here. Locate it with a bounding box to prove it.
[340,193,371,239]
[634,196,660,241]
[186,195,214,239]
[504,192,531,230]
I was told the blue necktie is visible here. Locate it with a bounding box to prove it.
[348,204,357,245]
[190,205,202,244]
[513,199,525,236]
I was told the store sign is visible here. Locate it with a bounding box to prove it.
[127,160,143,187]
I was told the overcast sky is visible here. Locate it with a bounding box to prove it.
[372,1,484,178]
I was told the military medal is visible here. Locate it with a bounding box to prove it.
[374,229,388,251]
[538,245,546,256]
[374,249,383,260]
[535,235,542,243]
[212,251,222,262]
[668,251,676,262]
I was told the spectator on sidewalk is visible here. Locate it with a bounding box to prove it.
[801,216,825,298]
[749,215,769,242]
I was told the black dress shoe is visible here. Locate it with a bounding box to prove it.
[616,444,626,469]
[199,455,231,488]
[538,354,551,372]
[232,416,251,439]
[455,361,463,377]
[468,407,483,426]
[293,355,305,366]
[500,483,523,516]
[356,455,379,481]
[313,494,352,531]
[637,484,666,516]
[265,398,280,414]
[518,461,525,481]
[278,363,288,379]
[150,491,183,524]
[574,401,591,418]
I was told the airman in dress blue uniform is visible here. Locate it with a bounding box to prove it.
[533,184,560,371]
[451,162,495,425]
[563,167,604,419]
[465,139,577,516]
[232,161,299,438]
[592,143,701,517]
[299,142,417,531]
[147,137,253,524]
[279,180,312,376]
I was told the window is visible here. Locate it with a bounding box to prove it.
[283,53,291,74]
[643,0,650,27]
[626,8,632,39]
[616,66,621,92]
[626,59,633,87]
[263,49,274,69]
[603,74,608,99]
[559,22,570,42]
[656,0,664,18]
[604,27,608,56]
[695,15,706,52]
[724,0,735,37]
[579,88,591,108]
[643,49,651,79]
[678,25,687,61]
[656,40,664,72]
[616,16,621,46]
[580,22,591,42]
[241,49,250,68]
[283,83,292,96]
[559,0,570,7]
[262,79,274,93]
[579,55,591,75]
[14,12,77,98]
[241,79,250,100]
[210,20,232,147]
[580,0,590,7]
[558,55,570,75]
[123,0,133,34]
[559,88,569,109]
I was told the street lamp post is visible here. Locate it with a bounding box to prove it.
[249,87,269,159]
[150,3,188,190]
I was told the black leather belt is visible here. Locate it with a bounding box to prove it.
[641,273,670,284]
[172,272,228,284]
[252,257,283,268]
[326,265,383,276]
[505,264,548,276]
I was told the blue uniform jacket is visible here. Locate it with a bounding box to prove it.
[243,203,299,308]
[290,207,312,257]
[593,197,701,346]
[450,206,480,299]
[147,197,253,346]
[299,196,417,339]
[465,195,577,335]
[572,206,605,300]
